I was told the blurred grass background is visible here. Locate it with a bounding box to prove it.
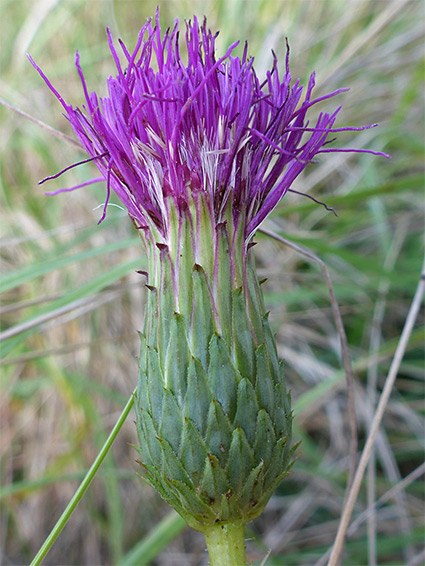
[0,0,423,564]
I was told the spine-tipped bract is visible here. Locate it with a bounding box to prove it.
[136,196,295,529]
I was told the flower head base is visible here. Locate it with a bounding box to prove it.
[29,11,385,242]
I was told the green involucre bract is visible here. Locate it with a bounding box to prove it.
[135,194,295,530]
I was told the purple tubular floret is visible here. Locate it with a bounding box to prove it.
[75,51,94,113]
[44,177,104,196]
[27,53,70,112]
[39,152,109,184]
[29,15,388,238]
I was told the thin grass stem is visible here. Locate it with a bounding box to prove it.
[327,257,425,566]
[260,225,358,494]
[366,220,410,565]
[0,97,81,148]
[29,389,136,566]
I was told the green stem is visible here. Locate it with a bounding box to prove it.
[30,389,136,566]
[202,523,247,566]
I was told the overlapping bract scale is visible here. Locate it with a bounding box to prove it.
[135,210,295,529]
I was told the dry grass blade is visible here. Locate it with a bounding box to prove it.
[366,221,410,565]
[321,0,412,83]
[0,296,96,341]
[0,97,81,149]
[327,257,425,566]
[259,548,272,566]
[348,462,425,537]
[0,284,131,342]
[408,547,425,566]
[0,294,62,315]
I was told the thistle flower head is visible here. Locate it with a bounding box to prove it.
[29,12,388,533]
[29,10,385,241]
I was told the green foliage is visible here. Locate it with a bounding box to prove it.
[1,0,423,564]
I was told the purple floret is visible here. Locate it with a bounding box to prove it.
[28,10,388,240]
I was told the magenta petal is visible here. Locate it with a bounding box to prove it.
[30,13,387,240]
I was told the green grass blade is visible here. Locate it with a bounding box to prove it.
[1,257,143,357]
[1,236,137,294]
[119,511,187,566]
[29,389,135,566]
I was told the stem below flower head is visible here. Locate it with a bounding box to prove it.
[202,522,247,566]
